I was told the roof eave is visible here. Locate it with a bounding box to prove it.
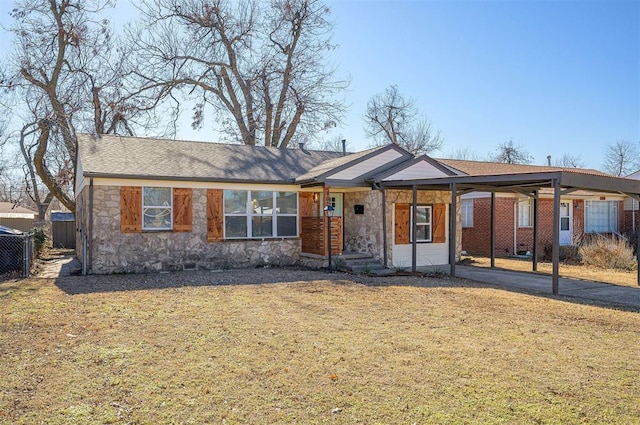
[83,172,298,186]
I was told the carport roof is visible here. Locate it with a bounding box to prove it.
[380,169,640,198]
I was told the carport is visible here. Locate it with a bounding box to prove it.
[381,170,640,294]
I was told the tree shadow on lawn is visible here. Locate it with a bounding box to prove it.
[52,267,640,313]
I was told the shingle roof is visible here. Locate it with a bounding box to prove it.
[435,158,610,177]
[0,202,36,216]
[78,134,345,183]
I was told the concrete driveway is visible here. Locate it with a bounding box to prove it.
[454,265,640,310]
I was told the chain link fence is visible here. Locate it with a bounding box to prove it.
[0,232,34,279]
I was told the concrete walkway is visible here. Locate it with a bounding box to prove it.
[36,251,82,278]
[453,265,640,309]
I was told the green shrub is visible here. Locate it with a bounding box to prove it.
[31,226,48,257]
[578,234,637,271]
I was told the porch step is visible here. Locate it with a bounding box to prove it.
[338,255,386,274]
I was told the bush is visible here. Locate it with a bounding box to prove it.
[578,234,637,271]
[31,226,48,257]
[541,244,581,263]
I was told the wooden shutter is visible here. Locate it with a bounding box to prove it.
[207,189,224,242]
[394,203,410,245]
[299,192,313,234]
[120,186,142,233]
[433,203,446,243]
[173,188,193,232]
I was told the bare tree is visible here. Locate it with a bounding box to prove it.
[602,139,640,176]
[310,134,350,152]
[445,147,481,161]
[131,0,347,148]
[3,0,169,212]
[490,139,533,164]
[554,153,586,169]
[363,85,443,155]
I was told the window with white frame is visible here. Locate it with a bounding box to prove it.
[518,198,532,227]
[224,190,298,238]
[412,205,432,242]
[142,187,172,230]
[461,199,473,228]
[585,200,618,233]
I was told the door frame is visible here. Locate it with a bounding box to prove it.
[559,200,573,246]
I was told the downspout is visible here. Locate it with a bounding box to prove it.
[88,177,94,274]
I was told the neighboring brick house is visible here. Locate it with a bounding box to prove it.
[623,170,640,235]
[434,159,626,257]
[75,134,458,274]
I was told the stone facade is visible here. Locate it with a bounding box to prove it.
[84,186,300,274]
[343,190,384,258]
[78,184,462,274]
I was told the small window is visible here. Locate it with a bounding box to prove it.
[461,199,473,228]
[142,187,173,230]
[412,205,432,242]
[518,199,532,227]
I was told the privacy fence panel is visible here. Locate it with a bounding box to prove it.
[0,233,34,279]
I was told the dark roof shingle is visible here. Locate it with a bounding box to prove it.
[78,134,344,183]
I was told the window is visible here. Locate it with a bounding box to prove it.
[585,200,618,233]
[518,198,532,227]
[461,199,473,228]
[412,205,432,242]
[224,190,298,238]
[142,187,172,230]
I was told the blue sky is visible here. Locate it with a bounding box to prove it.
[1,0,638,170]
[325,0,639,168]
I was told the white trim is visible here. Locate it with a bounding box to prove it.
[142,186,173,231]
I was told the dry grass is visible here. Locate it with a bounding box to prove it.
[1,271,639,424]
[465,255,639,288]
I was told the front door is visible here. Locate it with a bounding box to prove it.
[323,193,344,250]
[559,201,572,245]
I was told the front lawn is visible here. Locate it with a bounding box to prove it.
[1,270,638,424]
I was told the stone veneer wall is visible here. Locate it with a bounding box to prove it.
[75,188,88,261]
[384,190,461,267]
[89,186,300,274]
[343,190,384,258]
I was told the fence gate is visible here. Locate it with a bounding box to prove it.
[0,233,34,279]
[52,220,76,249]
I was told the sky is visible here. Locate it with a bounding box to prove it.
[0,0,638,170]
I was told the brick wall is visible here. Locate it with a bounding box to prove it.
[622,209,639,235]
[462,197,596,257]
[462,197,516,256]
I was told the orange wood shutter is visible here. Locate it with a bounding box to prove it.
[299,192,313,218]
[207,189,224,242]
[173,188,193,232]
[394,203,410,245]
[120,186,142,233]
[433,203,446,243]
[299,192,313,234]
